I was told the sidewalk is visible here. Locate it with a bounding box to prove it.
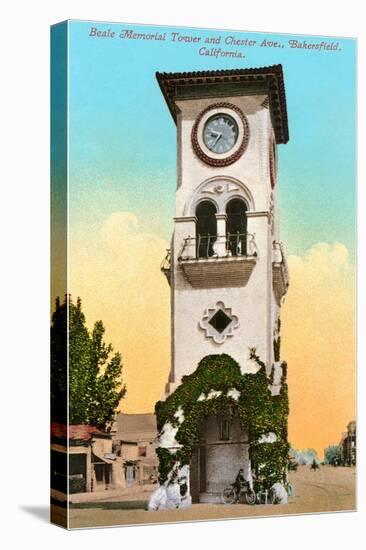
[68,483,156,504]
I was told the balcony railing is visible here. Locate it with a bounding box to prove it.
[178,232,258,261]
[160,249,171,285]
[272,240,289,303]
[176,232,258,288]
[162,237,289,294]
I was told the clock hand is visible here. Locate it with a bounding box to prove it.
[213,132,222,146]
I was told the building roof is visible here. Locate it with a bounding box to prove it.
[347,420,356,433]
[156,65,289,144]
[51,422,104,442]
[91,451,117,464]
[114,413,157,440]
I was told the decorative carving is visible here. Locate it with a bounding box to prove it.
[202,182,239,195]
[191,103,249,167]
[261,96,270,109]
[184,176,255,216]
[269,139,277,188]
[199,301,239,344]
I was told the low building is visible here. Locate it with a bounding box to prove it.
[112,413,159,486]
[51,423,125,499]
[339,421,356,466]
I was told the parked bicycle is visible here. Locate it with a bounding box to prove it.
[221,480,256,505]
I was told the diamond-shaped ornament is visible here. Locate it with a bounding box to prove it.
[200,301,239,344]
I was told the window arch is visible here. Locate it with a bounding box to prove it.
[196,200,217,258]
[226,198,247,256]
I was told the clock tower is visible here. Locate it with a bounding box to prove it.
[155,66,290,504]
[159,66,289,391]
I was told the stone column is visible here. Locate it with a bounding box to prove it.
[215,213,227,257]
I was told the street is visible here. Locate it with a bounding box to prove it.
[55,465,356,529]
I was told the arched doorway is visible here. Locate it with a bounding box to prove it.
[190,411,250,503]
[196,200,217,258]
[226,198,247,256]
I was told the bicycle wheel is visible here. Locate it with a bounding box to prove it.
[268,488,278,504]
[222,487,236,504]
[244,490,256,505]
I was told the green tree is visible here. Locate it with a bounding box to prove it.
[51,296,68,424]
[51,295,126,430]
[290,447,319,466]
[88,320,126,428]
[324,445,341,465]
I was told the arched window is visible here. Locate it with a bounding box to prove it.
[196,201,217,258]
[226,198,247,256]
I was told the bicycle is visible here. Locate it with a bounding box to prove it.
[222,482,256,505]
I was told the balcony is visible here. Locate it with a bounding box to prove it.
[272,241,289,303]
[176,233,257,289]
[161,249,172,285]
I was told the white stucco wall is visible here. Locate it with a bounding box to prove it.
[168,94,280,388]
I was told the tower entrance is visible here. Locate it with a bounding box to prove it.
[190,413,250,503]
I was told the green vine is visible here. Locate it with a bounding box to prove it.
[155,351,289,492]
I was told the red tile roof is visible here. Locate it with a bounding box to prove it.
[51,422,103,441]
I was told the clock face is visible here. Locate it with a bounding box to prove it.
[191,103,249,166]
[203,114,239,154]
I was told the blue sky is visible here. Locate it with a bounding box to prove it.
[68,21,356,257]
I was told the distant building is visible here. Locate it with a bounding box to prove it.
[51,416,159,498]
[51,423,125,498]
[112,413,159,486]
[339,421,356,466]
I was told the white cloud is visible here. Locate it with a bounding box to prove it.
[70,211,170,414]
[287,242,354,286]
[282,241,355,457]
